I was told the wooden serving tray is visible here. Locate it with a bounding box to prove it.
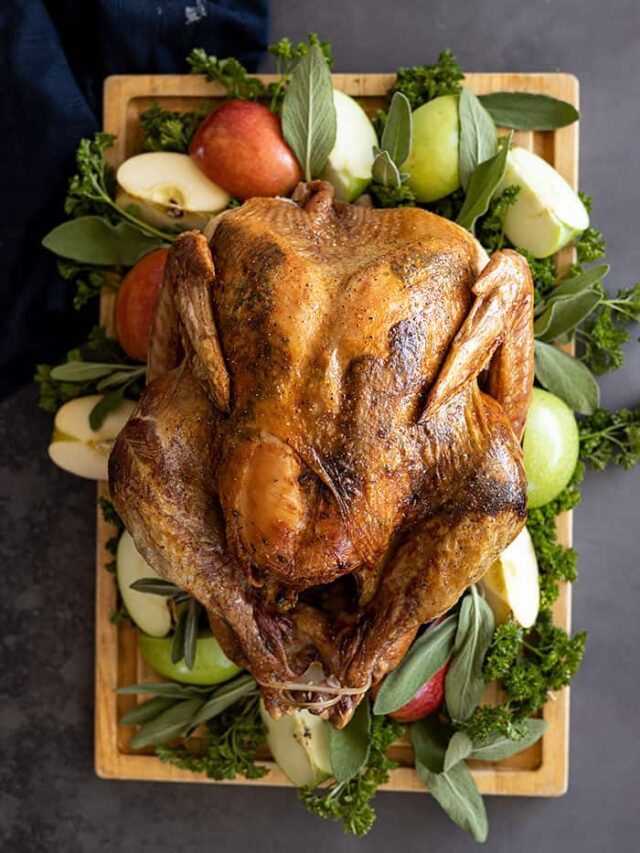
[95,71,578,796]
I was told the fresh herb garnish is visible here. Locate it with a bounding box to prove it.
[329,699,372,783]
[478,92,579,130]
[268,34,333,111]
[372,91,412,189]
[534,339,600,414]
[281,44,337,181]
[457,87,497,190]
[140,102,211,153]
[187,49,268,100]
[579,407,640,470]
[57,259,116,310]
[392,49,465,109]
[457,132,512,232]
[475,185,520,251]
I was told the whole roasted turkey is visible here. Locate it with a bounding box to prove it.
[110,181,534,727]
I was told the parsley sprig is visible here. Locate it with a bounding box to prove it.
[392,49,465,109]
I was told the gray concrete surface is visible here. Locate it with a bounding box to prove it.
[1,0,639,849]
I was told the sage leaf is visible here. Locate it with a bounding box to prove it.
[372,149,402,187]
[115,682,205,698]
[457,132,512,232]
[373,615,457,715]
[329,698,371,783]
[416,759,488,843]
[42,216,166,265]
[551,264,609,299]
[121,696,177,726]
[191,675,258,726]
[445,587,495,722]
[183,599,200,670]
[129,578,185,597]
[444,731,473,771]
[97,367,145,391]
[535,290,601,341]
[380,91,412,168]
[129,697,205,749]
[534,340,600,414]
[470,718,547,762]
[410,715,450,773]
[458,87,497,190]
[281,44,337,181]
[89,385,125,430]
[50,361,124,382]
[479,92,579,130]
[172,608,188,664]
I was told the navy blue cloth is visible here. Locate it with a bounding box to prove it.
[0,0,268,398]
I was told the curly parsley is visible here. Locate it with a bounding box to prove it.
[579,406,640,470]
[392,49,465,109]
[140,102,211,153]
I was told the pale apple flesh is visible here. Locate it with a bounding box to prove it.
[480,527,540,629]
[320,90,378,202]
[117,531,172,637]
[117,152,229,231]
[498,147,589,258]
[259,700,331,787]
[48,396,136,481]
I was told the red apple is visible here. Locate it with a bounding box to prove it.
[115,248,168,362]
[387,661,450,723]
[189,100,302,201]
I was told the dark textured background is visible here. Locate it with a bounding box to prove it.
[2,0,639,850]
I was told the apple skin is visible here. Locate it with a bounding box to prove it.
[405,95,461,202]
[387,661,450,723]
[190,101,302,201]
[115,248,168,362]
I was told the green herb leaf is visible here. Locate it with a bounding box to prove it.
[121,696,178,726]
[115,682,205,698]
[470,718,547,761]
[479,92,579,130]
[129,578,185,597]
[444,731,473,771]
[183,599,200,670]
[458,87,497,190]
[416,758,488,843]
[97,367,145,391]
[42,216,166,265]
[281,44,337,181]
[410,715,449,773]
[373,615,457,715]
[140,102,211,153]
[329,699,372,783]
[579,406,640,470]
[534,340,600,414]
[372,149,402,187]
[535,290,601,341]
[445,587,495,722]
[191,675,258,726]
[457,132,512,232]
[551,264,610,300]
[129,698,205,749]
[50,361,125,382]
[392,49,465,109]
[380,91,412,168]
[172,608,188,665]
[88,386,126,430]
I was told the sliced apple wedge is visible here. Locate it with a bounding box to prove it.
[320,90,378,202]
[480,527,540,629]
[497,147,589,258]
[117,531,172,637]
[260,700,331,787]
[117,152,229,231]
[48,395,136,480]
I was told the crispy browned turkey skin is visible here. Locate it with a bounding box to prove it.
[109,181,534,727]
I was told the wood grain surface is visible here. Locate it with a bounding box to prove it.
[95,71,578,795]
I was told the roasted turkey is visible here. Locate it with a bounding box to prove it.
[109,181,534,727]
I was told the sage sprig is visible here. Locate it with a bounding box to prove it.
[281,44,337,181]
[42,216,167,265]
[372,92,412,189]
[445,587,495,722]
[457,132,512,232]
[458,87,497,190]
[329,699,372,783]
[129,698,205,749]
[534,340,600,414]
[479,92,579,130]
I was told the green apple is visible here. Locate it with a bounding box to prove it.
[497,147,589,258]
[48,395,136,480]
[117,151,229,231]
[320,90,378,202]
[523,387,580,509]
[260,700,331,787]
[404,95,460,202]
[117,531,171,638]
[480,528,540,628]
[138,633,241,686]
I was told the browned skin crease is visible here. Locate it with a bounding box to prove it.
[110,181,533,727]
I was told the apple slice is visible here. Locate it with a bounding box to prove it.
[260,700,331,787]
[117,531,172,637]
[320,90,378,202]
[117,152,229,231]
[48,395,136,480]
[498,147,589,258]
[480,527,540,629]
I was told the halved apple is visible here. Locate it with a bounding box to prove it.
[260,700,331,787]
[117,531,172,637]
[497,147,589,258]
[480,527,540,629]
[320,90,378,202]
[117,152,229,231]
[48,395,135,480]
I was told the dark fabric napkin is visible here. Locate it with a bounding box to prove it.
[0,0,268,398]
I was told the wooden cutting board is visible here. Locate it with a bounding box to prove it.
[95,71,577,795]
